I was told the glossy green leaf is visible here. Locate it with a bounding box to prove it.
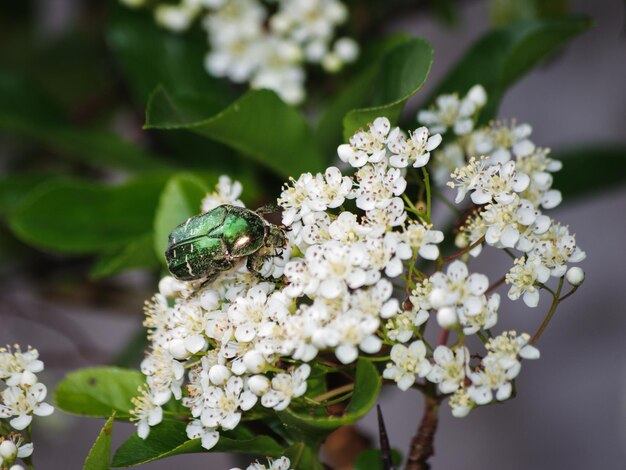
[354,448,403,470]
[278,359,381,444]
[90,233,161,279]
[0,72,169,172]
[315,34,410,154]
[553,145,626,201]
[342,37,434,141]
[429,16,591,123]
[146,87,326,177]
[0,173,49,219]
[83,414,115,470]
[9,176,167,253]
[106,4,230,105]
[55,367,145,419]
[153,173,209,263]
[111,420,285,467]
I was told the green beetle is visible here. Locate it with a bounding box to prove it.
[165,204,286,282]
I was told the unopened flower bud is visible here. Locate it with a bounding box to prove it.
[168,338,188,360]
[242,351,266,373]
[566,267,585,286]
[247,375,270,396]
[430,288,449,309]
[0,440,17,461]
[208,365,231,385]
[437,307,458,329]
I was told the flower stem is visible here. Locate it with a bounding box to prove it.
[405,396,439,470]
[442,236,485,264]
[312,383,355,402]
[422,168,432,222]
[531,277,564,345]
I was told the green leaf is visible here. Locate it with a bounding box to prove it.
[90,233,161,279]
[0,173,50,219]
[553,145,626,201]
[153,173,209,263]
[278,359,381,444]
[429,16,592,123]
[111,420,285,467]
[284,442,324,470]
[9,175,167,254]
[315,34,410,154]
[146,87,326,178]
[106,4,231,106]
[0,71,170,172]
[354,448,403,470]
[55,367,145,419]
[83,414,115,470]
[342,37,434,141]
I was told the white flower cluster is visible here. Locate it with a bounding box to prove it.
[231,456,292,470]
[132,86,585,441]
[0,346,53,470]
[121,0,358,104]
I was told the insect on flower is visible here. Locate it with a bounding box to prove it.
[165,204,287,282]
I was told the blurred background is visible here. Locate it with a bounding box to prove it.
[1,0,625,468]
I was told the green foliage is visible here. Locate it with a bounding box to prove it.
[489,0,570,27]
[315,33,410,154]
[429,16,592,123]
[342,37,434,140]
[0,71,169,172]
[153,173,210,263]
[146,88,326,177]
[83,414,115,470]
[354,448,403,470]
[553,145,626,201]
[9,176,167,253]
[55,367,145,419]
[111,420,285,467]
[90,234,161,279]
[278,359,381,444]
[106,4,231,106]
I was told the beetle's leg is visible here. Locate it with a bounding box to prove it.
[255,203,280,215]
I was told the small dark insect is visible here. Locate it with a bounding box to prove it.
[165,204,286,282]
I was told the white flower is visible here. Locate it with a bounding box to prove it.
[0,384,54,431]
[0,346,44,387]
[531,223,585,277]
[473,121,535,164]
[427,346,469,394]
[130,386,163,439]
[432,143,465,187]
[186,419,220,450]
[429,261,489,316]
[201,176,244,213]
[236,456,292,470]
[449,158,530,205]
[337,117,391,168]
[383,341,431,391]
[140,348,185,405]
[401,222,444,260]
[352,163,406,210]
[201,376,257,430]
[506,257,551,308]
[418,85,486,136]
[448,389,475,418]
[261,365,310,411]
[486,331,540,370]
[387,126,442,169]
[0,434,33,467]
[468,354,520,405]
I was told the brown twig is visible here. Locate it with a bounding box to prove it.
[441,236,485,264]
[405,397,439,470]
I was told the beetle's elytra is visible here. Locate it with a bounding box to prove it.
[165,204,285,282]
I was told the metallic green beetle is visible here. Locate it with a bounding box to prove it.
[165,204,286,282]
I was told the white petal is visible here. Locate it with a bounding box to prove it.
[10,414,32,431]
[523,290,540,308]
[201,431,220,450]
[335,344,358,364]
